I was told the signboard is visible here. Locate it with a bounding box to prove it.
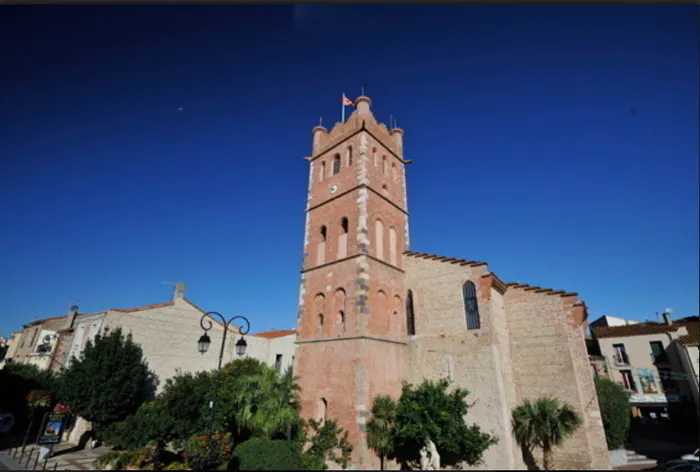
[36,412,69,445]
[629,394,683,404]
[637,368,659,394]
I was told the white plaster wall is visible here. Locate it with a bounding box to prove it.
[268,334,297,374]
[103,299,230,393]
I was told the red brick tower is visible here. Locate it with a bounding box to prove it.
[294,96,410,468]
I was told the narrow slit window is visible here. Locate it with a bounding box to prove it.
[406,290,416,336]
[321,161,326,181]
[333,154,341,175]
[347,147,353,166]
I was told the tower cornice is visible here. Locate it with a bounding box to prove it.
[303,121,413,165]
[300,253,405,275]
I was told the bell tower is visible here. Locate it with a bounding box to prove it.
[294,96,410,468]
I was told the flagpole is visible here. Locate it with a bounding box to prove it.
[341,93,345,123]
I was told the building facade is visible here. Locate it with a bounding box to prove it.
[242,329,297,375]
[590,314,700,420]
[293,96,610,470]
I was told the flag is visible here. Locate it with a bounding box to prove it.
[342,94,355,106]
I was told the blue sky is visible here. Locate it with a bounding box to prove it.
[1,5,697,337]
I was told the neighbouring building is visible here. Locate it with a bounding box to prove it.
[589,313,700,422]
[242,329,297,375]
[293,96,610,470]
[0,331,22,369]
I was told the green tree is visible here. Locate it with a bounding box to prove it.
[511,396,582,470]
[0,363,58,440]
[103,370,213,452]
[218,359,303,442]
[366,395,397,470]
[59,327,156,437]
[302,418,353,470]
[594,377,630,450]
[392,379,498,468]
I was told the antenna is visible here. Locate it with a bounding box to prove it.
[361,84,366,96]
[319,116,323,127]
[390,114,393,129]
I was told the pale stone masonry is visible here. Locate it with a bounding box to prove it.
[294,96,611,470]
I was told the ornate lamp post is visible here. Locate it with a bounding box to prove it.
[196,312,250,462]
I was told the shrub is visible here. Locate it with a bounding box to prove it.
[594,377,630,450]
[231,438,306,471]
[184,432,234,471]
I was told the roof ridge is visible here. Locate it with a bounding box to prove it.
[111,301,174,313]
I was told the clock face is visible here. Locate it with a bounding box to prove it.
[329,184,338,195]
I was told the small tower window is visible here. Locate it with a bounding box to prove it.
[463,281,481,329]
[382,184,389,197]
[406,290,416,336]
[338,310,345,334]
[317,226,327,265]
[333,154,341,175]
[373,147,378,167]
[347,146,353,166]
[317,314,325,336]
[392,162,397,182]
[382,155,387,174]
[320,161,326,181]
[338,217,348,258]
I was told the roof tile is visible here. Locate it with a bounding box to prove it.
[252,329,297,339]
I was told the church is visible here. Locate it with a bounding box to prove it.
[292,96,611,470]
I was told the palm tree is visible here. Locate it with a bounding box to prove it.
[229,366,303,441]
[366,395,397,470]
[511,396,582,470]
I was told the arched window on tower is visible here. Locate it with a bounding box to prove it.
[375,219,384,260]
[320,161,326,181]
[338,217,348,259]
[314,293,326,337]
[463,281,481,329]
[347,146,353,166]
[335,288,346,336]
[392,162,398,182]
[406,290,416,336]
[393,294,402,336]
[317,226,327,265]
[333,154,341,175]
[389,227,397,266]
[316,398,328,423]
[373,147,378,167]
[382,155,387,175]
[382,184,390,197]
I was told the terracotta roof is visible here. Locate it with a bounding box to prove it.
[403,251,582,303]
[591,321,687,339]
[23,315,69,328]
[403,251,488,268]
[677,322,700,346]
[252,329,297,339]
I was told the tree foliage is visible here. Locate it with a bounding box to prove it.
[231,438,306,471]
[217,358,303,442]
[59,327,156,434]
[302,418,353,470]
[594,377,630,450]
[366,395,397,470]
[511,396,581,470]
[103,369,213,450]
[0,363,58,434]
[392,378,498,468]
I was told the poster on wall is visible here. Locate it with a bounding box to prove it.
[36,412,69,445]
[637,368,659,394]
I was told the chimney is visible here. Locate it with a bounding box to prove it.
[173,282,186,301]
[662,311,672,326]
[68,304,79,329]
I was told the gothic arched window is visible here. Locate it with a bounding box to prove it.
[406,289,416,336]
[463,281,481,329]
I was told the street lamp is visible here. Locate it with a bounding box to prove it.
[197,312,250,465]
